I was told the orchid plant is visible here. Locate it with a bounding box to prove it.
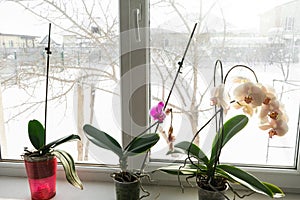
[24,119,83,190]
[83,123,160,182]
[82,100,175,188]
[159,60,287,199]
[82,24,198,185]
[23,25,83,190]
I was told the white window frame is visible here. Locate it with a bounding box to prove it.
[1,0,300,194]
[0,0,149,178]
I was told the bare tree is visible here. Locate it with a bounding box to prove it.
[2,0,119,161]
[1,0,222,160]
[3,0,296,162]
[150,0,223,145]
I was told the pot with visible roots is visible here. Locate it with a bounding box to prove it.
[113,172,140,200]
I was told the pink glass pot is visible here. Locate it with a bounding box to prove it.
[24,154,57,200]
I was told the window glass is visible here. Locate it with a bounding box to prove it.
[150,0,299,168]
[1,0,299,170]
[0,0,120,165]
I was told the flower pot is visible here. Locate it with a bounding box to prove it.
[114,178,140,200]
[24,154,57,200]
[198,186,228,200]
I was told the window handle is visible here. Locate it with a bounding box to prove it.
[133,8,141,42]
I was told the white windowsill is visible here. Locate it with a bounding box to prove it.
[0,175,300,200]
[1,161,300,199]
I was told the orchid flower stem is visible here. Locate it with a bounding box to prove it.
[187,60,229,182]
[125,121,159,151]
[211,60,225,180]
[134,121,159,172]
[136,121,159,139]
[211,108,224,180]
[155,23,197,132]
[213,60,224,86]
[163,23,197,111]
[44,23,52,145]
[140,23,197,173]
[223,64,259,84]
[188,108,222,168]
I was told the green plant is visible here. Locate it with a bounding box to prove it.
[24,119,83,190]
[83,124,159,182]
[160,114,284,198]
[23,25,82,190]
[82,23,197,184]
[158,60,287,199]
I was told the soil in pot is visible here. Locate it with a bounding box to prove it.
[24,154,57,200]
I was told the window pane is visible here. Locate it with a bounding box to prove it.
[150,0,300,168]
[0,0,120,165]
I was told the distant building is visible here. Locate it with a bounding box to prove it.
[260,0,300,40]
[0,33,38,48]
[63,35,77,47]
[39,35,60,47]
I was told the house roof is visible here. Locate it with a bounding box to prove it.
[39,35,60,45]
[0,32,38,39]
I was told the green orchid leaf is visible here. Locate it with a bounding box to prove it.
[174,141,209,165]
[218,164,275,198]
[124,133,159,157]
[215,167,237,183]
[159,164,207,176]
[83,124,123,158]
[52,150,83,190]
[262,182,285,198]
[159,165,195,176]
[28,120,45,150]
[210,115,248,163]
[41,134,80,153]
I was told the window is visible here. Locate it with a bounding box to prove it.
[149,0,299,168]
[0,0,120,166]
[9,40,13,48]
[285,17,295,31]
[0,0,300,192]
[147,0,300,191]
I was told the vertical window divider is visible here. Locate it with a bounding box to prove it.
[119,0,150,170]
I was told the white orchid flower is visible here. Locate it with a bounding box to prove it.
[210,83,230,113]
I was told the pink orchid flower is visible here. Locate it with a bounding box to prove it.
[150,101,166,123]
